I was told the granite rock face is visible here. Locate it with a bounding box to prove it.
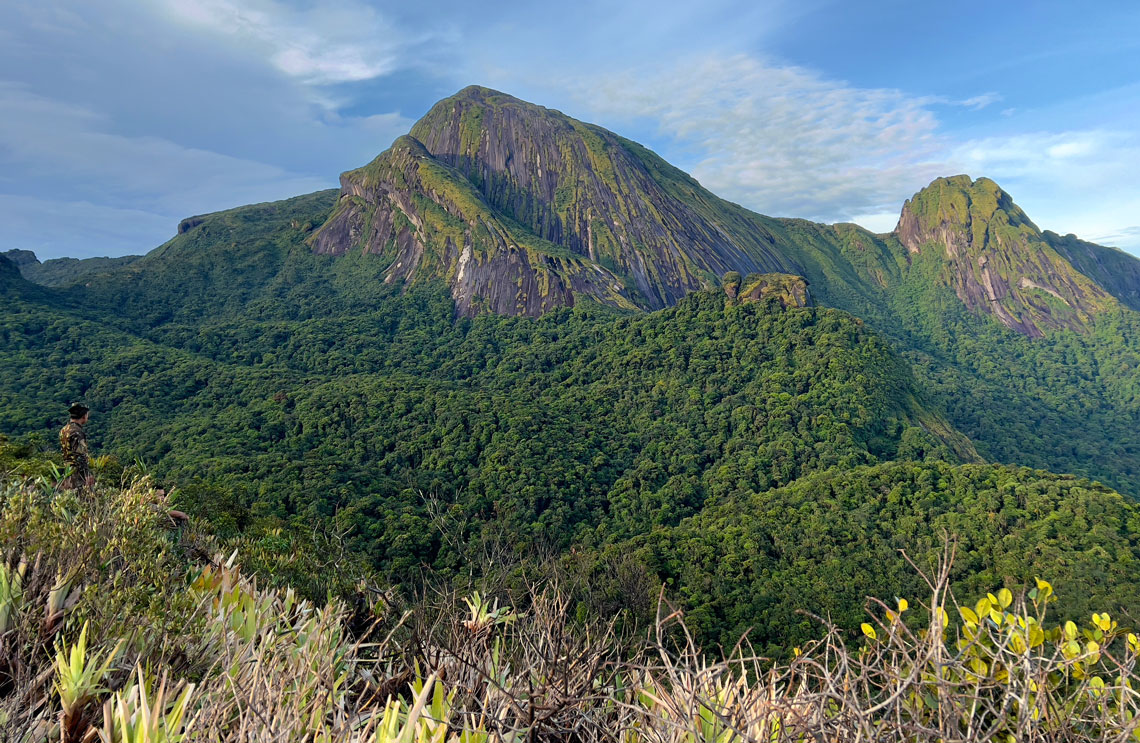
[310,86,803,316]
[178,217,206,234]
[895,176,1116,336]
[309,136,635,317]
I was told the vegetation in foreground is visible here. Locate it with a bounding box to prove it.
[3,455,1140,741]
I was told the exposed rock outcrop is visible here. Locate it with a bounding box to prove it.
[408,86,800,309]
[2,249,39,268]
[178,216,206,234]
[725,272,812,308]
[895,176,1115,336]
[309,86,806,317]
[310,136,635,317]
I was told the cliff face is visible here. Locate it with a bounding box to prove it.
[309,136,635,317]
[1043,230,1140,312]
[408,86,800,309]
[895,176,1115,336]
[310,86,807,316]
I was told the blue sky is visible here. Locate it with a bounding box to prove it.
[2,0,1138,259]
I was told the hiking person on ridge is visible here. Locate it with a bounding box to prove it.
[59,403,95,492]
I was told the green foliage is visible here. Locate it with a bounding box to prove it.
[626,460,1140,654]
[4,431,1140,740]
[0,280,957,578]
[17,254,142,288]
[884,255,1140,498]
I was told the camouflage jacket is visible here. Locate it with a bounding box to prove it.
[59,420,91,481]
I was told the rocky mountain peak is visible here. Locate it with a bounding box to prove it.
[308,86,801,316]
[2,249,40,268]
[895,175,1114,336]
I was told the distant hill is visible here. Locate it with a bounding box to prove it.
[3,248,141,287]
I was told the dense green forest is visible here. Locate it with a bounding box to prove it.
[881,248,1140,497]
[623,460,1140,654]
[3,189,1140,649]
[5,441,1139,741]
[2,108,1140,652]
[1,252,963,579]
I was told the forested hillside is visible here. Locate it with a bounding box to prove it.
[3,87,1140,653]
[624,460,1140,653]
[1,224,969,583]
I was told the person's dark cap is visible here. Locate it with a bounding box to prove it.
[68,403,90,418]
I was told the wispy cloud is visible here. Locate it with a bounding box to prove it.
[957,92,1002,110]
[0,83,330,212]
[949,129,1140,251]
[950,130,1138,185]
[158,0,426,86]
[555,56,1140,252]
[567,54,952,224]
[0,82,336,257]
[0,194,173,259]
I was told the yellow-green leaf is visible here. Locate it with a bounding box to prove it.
[997,588,1012,608]
[861,623,877,641]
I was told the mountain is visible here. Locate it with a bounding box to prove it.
[6,88,1138,503]
[308,87,1140,340]
[309,86,826,315]
[1043,229,1140,311]
[895,175,1117,337]
[310,134,636,317]
[2,248,142,288]
[5,85,1140,652]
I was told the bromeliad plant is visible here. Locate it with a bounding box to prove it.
[99,668,197,743]
[54,622,123,743]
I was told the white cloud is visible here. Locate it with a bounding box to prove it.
[0,194,173,259]
[555,56,1140,255]
[158,0,418,85]
[848,212,902,234]
[566,54,952,223]
[0,83,332,250]
[948,130,1140,254]
[958,92,1002,110]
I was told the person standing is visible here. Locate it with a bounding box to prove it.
[59,403,94,492]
